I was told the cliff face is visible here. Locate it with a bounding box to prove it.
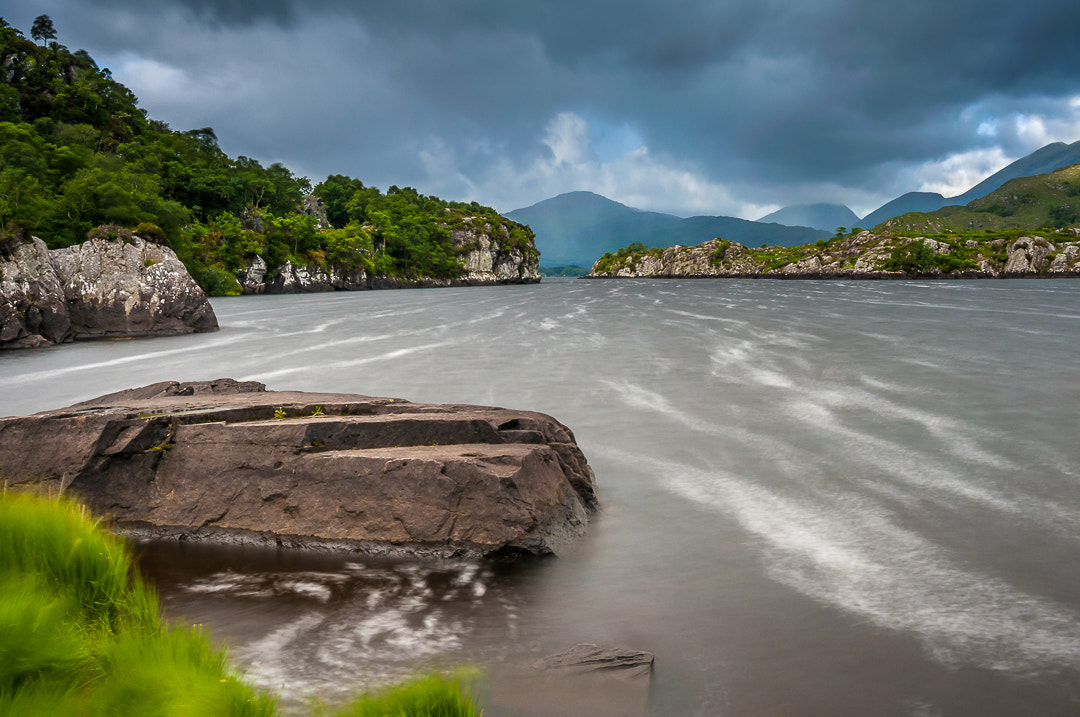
[238,216,540,294]
[588,230,1080,279]
[1,235,218,349]
[450,219,541,283]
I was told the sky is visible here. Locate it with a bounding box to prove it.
[6,0,1080,219]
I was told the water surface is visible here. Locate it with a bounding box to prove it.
[3,279,1080,715]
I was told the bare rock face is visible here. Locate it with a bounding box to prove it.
[0,380,597,559]
[49,237,218,338]
[450,221,541,284]
[0,236,71,348]
[1,235,218,349]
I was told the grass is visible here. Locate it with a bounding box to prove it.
[312,673,484,717]
[0,490,483,717]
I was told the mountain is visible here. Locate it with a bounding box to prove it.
[859,192,948,228]
[756,203,860,232]
[506,191,829,268]
[862,140,1080,227]
[881,162,1080,233]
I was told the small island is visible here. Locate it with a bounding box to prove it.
[588,230,1080,279]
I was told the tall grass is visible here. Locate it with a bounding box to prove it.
[313,673,484,717]
[0,491,483,717]
[0,490,277,716]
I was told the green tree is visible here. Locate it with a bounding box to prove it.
[30,15,55,45]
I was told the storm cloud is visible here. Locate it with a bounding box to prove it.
[5,0,1080,217]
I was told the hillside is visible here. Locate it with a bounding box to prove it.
[506,191,828,268]
[0,19,536,294]
[880,163,1080,233]
[860,140,1080,226]
[756,203,860,232]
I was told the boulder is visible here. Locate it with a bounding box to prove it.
[2,235,218,349]
[0,380,597,559]
[49,237,218,338]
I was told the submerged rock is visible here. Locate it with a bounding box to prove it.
[0,380,597,559]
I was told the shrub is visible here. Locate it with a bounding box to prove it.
[883,239,937,274]
[87,223,133,243]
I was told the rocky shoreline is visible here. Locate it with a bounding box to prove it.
[236,220,541,294]
[587,230,1080,279]
[0,379,597,560]
[1,217,540,349]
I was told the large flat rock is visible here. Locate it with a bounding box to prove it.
[0,379,597,559]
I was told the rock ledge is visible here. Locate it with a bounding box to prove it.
[0,380,597,559]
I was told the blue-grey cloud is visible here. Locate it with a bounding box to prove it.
[5,0,1080,216]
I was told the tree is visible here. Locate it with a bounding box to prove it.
[31,14,56,45]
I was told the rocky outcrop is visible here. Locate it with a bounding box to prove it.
[265,259,368,293]
[1,235,217,349]
[237,214,540,294]
[589,231,1080,279]
[449,220,541,284]
[0,380,597,559]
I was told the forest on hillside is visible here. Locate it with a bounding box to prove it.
[0,17,534,294]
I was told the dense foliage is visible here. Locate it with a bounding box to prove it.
[0,18,533,295]
[592,241,662,274]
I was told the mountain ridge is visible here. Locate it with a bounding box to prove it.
[506,191,828,268]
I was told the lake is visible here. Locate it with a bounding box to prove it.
[3,278,1080,715]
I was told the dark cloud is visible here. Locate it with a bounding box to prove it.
[5,0,1080,215]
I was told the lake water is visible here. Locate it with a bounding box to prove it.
[3,278,1080,715]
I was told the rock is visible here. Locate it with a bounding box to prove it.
[1049,244,1079,273]
[486,645,653,717]
[300,194,331,230]
[535,644,655,678]
[782,254,824,276]
[0,380,597,559]
[1,235,217,349]
[49,237,218,338]
[0,236,71,348]
[237,255,268,293]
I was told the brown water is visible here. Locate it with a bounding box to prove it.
[4,279,1080,715]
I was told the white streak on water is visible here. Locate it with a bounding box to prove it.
[243,342,455,381]
[643,452,1080,673]
[0,334,246,388]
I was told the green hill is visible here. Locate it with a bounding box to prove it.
[0,18,532,294]
[859,140,1080,227]
[879,163,1080,233]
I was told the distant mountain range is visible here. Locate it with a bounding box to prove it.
[508,139,1080,269]
[882,162,1080,233]
[859,140,1080,228]
[756,203,861,232]
[506,192,828,268]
